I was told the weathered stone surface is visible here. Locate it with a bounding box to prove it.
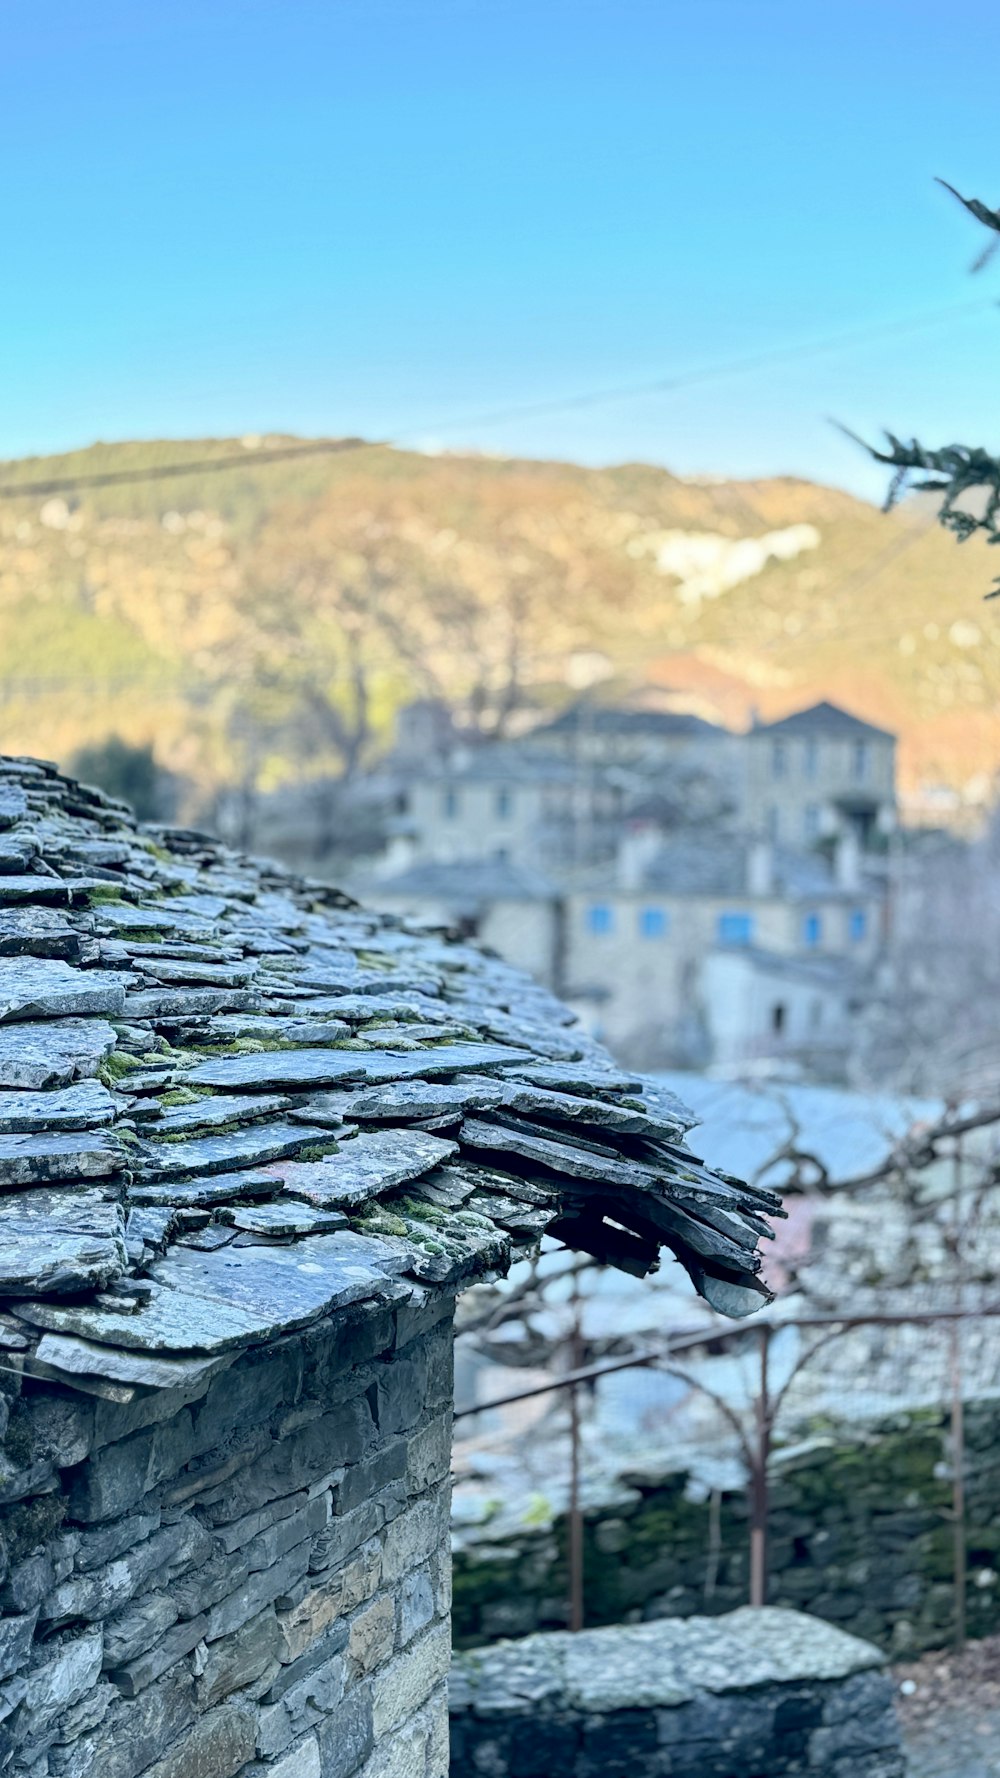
[0,1189,126,1294]
[0,1019,117,1090]
[0,906,80,959]
[371,1622,451,1734]
[449,1612,904,1778]
[33,1333,229,1394]
[24,1629,104,1736]
[0,958,126,1024]
[107,1612,209,1697]
[138,1702,257,1778]
[0,1127,121,1189]
[280,1129,457,1210]
[216,1201,350,1237]
[148,1092,293,1137]
[187,1042,534,1093]
[195,1608,284,1707]
[0,1081,117,1134]
[136,1120,331,1182]
[0,1609,37,1680]
[102,1594,179,1670]
[19,1230,407,1355]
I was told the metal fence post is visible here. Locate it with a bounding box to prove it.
[568,1291,584,1632]
[750,1323,772,1609]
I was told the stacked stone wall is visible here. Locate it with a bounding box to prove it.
[0,1294,455,1778]
[453,1398,1000,1655]
[449,1609,906,1778]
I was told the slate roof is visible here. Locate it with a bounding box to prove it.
[374,859,558,910]
[533,706,726,743]
[642,836,861,900]
[0,758,782,1394]
[750,701,895,743]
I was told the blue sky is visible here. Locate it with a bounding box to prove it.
[3,0,999,496]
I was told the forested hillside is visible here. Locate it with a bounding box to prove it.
[2,435,997,819]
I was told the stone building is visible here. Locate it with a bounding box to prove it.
[0,757,778,1778]
[744,702,896,851]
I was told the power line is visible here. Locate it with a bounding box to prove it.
[0,297,992,501]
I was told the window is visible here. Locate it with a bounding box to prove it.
[772,741,787,780]
[495,787,513,819]
[853,740,870,782]
[766,805,781,842]
[803,911,822,948]
[849,907,868,942]
[803,739,819,779]
[442,787,459,819]
[803,804,820,842]
[639,906,668,939]
[717,911,754,947]
[587,903,614,936]
[771,1003,786,1035]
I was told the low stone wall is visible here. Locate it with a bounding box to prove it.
[449,1608,906,1778]
[0,1291,454,1778]
[453,1397,1000,1655]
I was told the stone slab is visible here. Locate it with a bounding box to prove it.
[0,1019,118,1090]
[280,1129,457,1209]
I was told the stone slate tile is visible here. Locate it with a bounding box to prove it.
[0,1190,127,1295]
[133,957,258,988]
[0,875,80,906]
[279,1129,457,1210]
[216,1202,350,1237]
[0,907,81,960]
[32,1333,231,1393]
[0,786,28,829]
[17,1231,412,1355]
[0,1128,121,1188]
[0,831,40,872]
[206,1014,351,1046]
[135,1120,332,1182]
[148,1092,293,1137]
[0,959,126,1024]
[122,986,264,1021]
[0,1014,132,1091]
[186,1041,535,1093]
[128,1173,280,1211]
[0,1081,117,1134]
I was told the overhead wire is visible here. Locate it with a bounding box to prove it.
[0,296,993,500]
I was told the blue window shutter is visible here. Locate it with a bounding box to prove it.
[640,907,668,939]
[587,904,613,936]
[718,912,754,946]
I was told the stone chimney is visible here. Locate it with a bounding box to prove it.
[835,829,860,891]
[617,822,660,891]
[747,838,774,897]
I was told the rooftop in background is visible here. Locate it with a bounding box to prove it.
[750,701,896,743]
[370,857,558,909]
[530,704,729,744]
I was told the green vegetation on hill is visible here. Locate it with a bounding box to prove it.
[1,435,997,819]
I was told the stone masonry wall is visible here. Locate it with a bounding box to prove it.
[453,1398,1000,1656]
[449,1609,906,1778]
[0,1291,455,1778]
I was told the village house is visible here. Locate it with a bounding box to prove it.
[363,697,896,1077]
[744,701,897,850]
[0,756,779,1778]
